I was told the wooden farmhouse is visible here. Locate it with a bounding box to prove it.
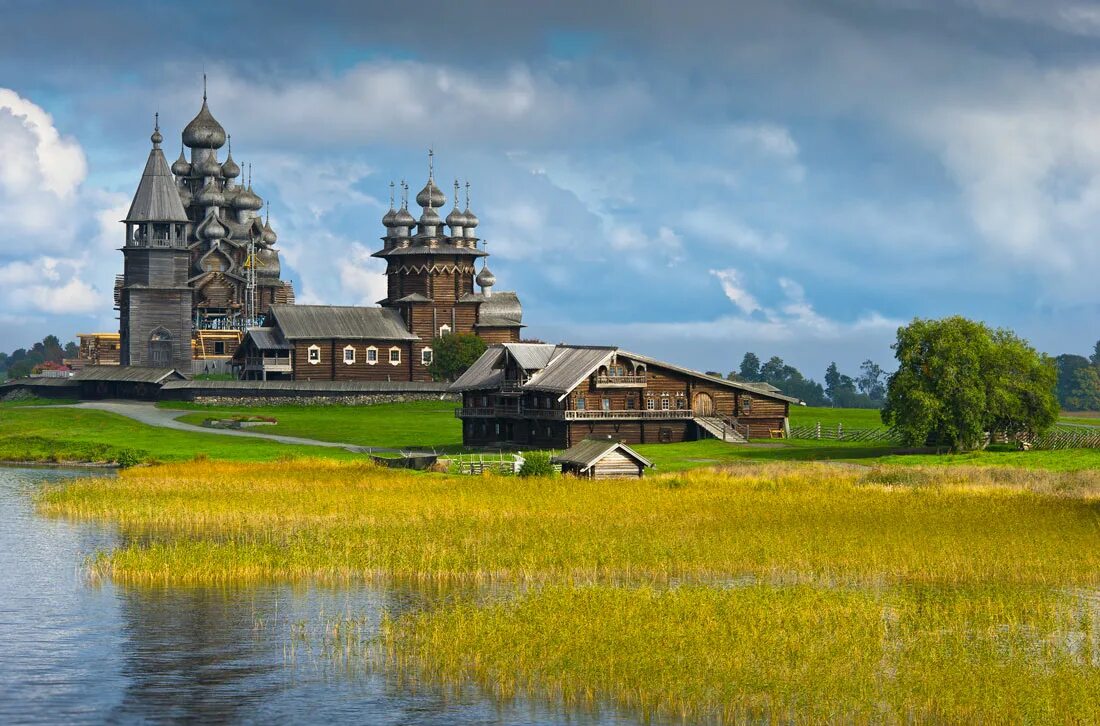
[452,343,797,448]
[552,438,653,479]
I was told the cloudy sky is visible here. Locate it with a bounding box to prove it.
[1,0,1098,378]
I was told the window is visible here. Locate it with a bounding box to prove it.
[646,397,655,410]
[307,345,321,365]
[602,398,610,411]
[661,397,670,410]
[627,397,636,410]
[481,395,489,407]
[343,346,356,365]
[439,324,452,337]
[421,347,433,365]
[676,398,686,410]
[495,423,500,435]
[546,425,552,437]
[389,347,401,365]
[366,346,378,365]
[742,396,753,413]
[576,396,586,411]
[214,341,226,355]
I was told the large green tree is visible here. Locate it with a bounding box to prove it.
[882,317,1058,451]
[426,333,487,382]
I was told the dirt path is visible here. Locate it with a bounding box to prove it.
[63,401,406,454]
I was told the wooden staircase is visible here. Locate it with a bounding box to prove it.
[694,416,748,443]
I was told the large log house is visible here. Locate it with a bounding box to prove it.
[452,343,798,448]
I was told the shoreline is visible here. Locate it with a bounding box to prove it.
[0,460,119,470]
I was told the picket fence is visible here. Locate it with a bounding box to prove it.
[788,423,901,444]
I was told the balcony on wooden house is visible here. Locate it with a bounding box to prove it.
[593,363,647,388]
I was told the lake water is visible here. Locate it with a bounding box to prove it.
[0,467,635,724]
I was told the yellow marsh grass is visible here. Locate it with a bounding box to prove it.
[36,459,1100,587]
[380,583,1100,723]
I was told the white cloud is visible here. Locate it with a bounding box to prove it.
[710,268,762,315]
[201,61,652,147]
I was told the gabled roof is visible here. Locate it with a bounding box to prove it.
[552,438,653,471]
[501,343,555,370]
[235,327,291,355]
[523,346,615,394]
[267,304,417,341]
[125,147,188,222]
[449,346,506,391]
[392,293,433,303]
[618,351,801,404]
[73,365,188,384]
[450,344,799,403]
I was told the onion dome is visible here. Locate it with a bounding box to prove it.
[463,206,479,235]
[416,178,446,208]
[476,263,496,289]
[182,97,227,150]
[196,155,223,177]
[196,212,227,241]
[382,206,397,229]
[171,147,191,176]
[394,206,415,229]
[221,153,240,180]
[262,220,277,244]
[195,181,225,207]
[418,206,442,232]
[151,127,163,147]
[446,206,467,229]
[234,185,263,211]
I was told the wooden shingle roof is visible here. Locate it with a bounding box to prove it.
[125,147,188,222]
[267,304,417,341]
[552,438,653,470]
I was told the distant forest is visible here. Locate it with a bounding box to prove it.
[0,335,79,380]
[714,339,1100,412]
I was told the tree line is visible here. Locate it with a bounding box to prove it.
[1054,343,1100,411]
[1,335,79,380]
[706,354,887,409]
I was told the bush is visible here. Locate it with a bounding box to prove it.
[115,449,146,468]
[518,451,555,478]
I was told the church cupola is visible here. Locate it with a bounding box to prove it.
[171,145,191,177]
[182,76,227,150]
[462,180,479,240]
[221,135,241,184]
[445,179,467,238]
[123,114,189,246]
[393,181,415,238]
[476,259,496,298]
[382,180,398,233]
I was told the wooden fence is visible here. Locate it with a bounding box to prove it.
[788,423,901,443]
[789,421,1100,450]
[439,452,566,476]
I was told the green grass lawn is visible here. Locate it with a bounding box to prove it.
[162,399,461,451]
[0,407,358,465]
[792,404,1100,430]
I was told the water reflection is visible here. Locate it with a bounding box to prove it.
[0,468,634,725]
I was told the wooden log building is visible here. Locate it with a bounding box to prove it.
[452,343,797,448]
[552,438,653,479]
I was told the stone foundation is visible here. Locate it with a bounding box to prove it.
[187,392,459,407]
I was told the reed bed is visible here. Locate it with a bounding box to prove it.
[38,458,1100,720]
[378,583,1100,723]
[37,459,1100,588]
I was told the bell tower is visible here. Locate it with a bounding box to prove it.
[118,117,194,370]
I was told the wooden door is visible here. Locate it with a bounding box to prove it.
[693,392,715,417]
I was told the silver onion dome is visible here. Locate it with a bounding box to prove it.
[463,207,479,234]
[221,153,240,179]
[197,212,227,240]
[418,206,442,233]
[196,155,223,177]
[150,127,163,147]
[445,206,467,229]
[394,206,415,228]
[415,179,446,208]
[382,206,398,228]
[262,220,277,244]
[195,182,225,207]
[234,185,263,211]
[182,98,227,149]
[171,148,191,176]
[476,263,496,289]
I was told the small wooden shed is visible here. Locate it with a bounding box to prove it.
[552,438,653,479]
